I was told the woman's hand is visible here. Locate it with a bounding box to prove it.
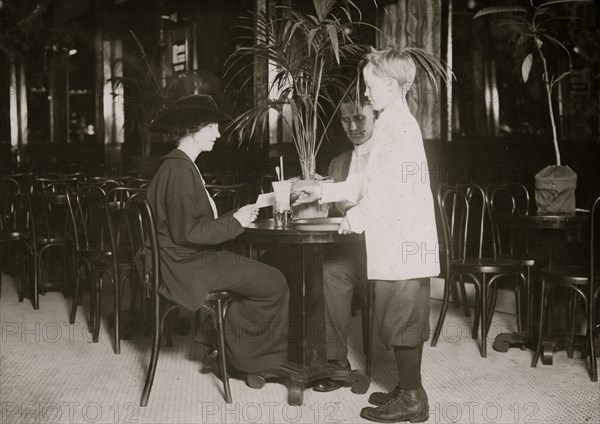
[233,204,259,227]
[291,181,321,205]
[338,217,353,234]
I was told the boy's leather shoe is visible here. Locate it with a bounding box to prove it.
[360,386,428,423]
[368,385,403,406]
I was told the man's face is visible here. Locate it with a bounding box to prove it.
[338,101,376,146]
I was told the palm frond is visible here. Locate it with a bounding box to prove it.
[537,0,592,8]
[473,6,528,20]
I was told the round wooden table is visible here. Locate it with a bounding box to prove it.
[242,219,369,405]
[492,212,589,363]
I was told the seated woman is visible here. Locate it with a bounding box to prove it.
[146,94,289,374]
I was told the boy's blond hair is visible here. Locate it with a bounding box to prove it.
[364,47,416,85]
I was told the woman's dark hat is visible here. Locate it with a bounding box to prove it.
[149,94,231,132]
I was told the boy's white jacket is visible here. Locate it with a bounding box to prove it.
[322,101,441,281]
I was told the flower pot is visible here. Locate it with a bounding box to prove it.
[289,177,333,219]
[534,165,577,214]
[291,201,330,220]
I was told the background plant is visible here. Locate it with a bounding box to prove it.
[474,0,592,166]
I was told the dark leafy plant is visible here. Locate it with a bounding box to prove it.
[109,31,213,157]
[474,0,592,166]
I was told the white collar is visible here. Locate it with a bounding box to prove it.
[379,98,411,118]
[353,136,374,157]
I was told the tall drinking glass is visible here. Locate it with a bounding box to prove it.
[272,180,291,227]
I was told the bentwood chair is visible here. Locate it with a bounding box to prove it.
[205,183,252,215]
[28,179,77,308]
[127,193,234,406]
[68,183,124,351]
[100,186,145,352]
[0,178,33,300]
[485,183,536,331]
[531,195,599,381]
[431,184,527,357]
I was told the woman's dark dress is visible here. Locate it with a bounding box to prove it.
[146,149,288,373]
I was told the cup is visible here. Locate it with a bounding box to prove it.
[273,210,288,228]
[272,180,291,227]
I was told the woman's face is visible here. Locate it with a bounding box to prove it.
[192,123,220,152]
[363,65,395,111]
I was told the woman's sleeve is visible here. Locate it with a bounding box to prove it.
[163,166,244,246]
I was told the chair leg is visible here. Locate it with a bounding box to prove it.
[486,284,498,335]
[458,275,470,317]
[480,274,488,358]
[525,266,532,332]
[472,284,481,340]
[89,267,95,331]
[32,251,39,310]
[93,274,102,343]
[568,291,577,359]
[114,273,121,354]
[588,301,598,382]
[70,261,83,324]
[160,304,178,348]
[140,299,162,407]
[164,320,174,347]
[531,279,548,367]
[19,246,28,302]
[515,276,523,332]
[431,276,452,347]
[214,298,232,404]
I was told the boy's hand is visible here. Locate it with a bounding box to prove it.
[291,181,321,205]
[338,217,353,234]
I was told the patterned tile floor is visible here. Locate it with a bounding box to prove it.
[0,273,598,424]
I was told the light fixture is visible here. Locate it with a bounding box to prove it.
[68,48,78,56]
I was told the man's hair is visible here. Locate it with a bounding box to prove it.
[364,47,416,85]
[338,85,372,110]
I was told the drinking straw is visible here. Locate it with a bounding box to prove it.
[275,166,281,181]
[279,156,284,180]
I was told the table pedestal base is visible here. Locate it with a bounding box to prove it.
[494,332,599,365]
[246,363,370,406]
[493,332,535,353]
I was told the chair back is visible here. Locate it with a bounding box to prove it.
[203,172,236,185]
[125,178,152,189]
[29,179,75,243]
[105,187,147,287]
[437,184,493,268]
[0,178,30,235]
[72,184,112,253]
[205,183,252,214]
[122,192,160,325]
[6,173,36,191]
[486,183,530,216]
[485,183,531,257]
[48,171,87,182]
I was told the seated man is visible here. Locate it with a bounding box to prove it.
[315,90,376,391]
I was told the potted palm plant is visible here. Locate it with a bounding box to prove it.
[224,0,372,183]
[474,0,592,213]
